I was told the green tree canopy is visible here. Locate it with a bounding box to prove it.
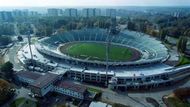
[0,79,11,104]
[0,36,12,46]
[0,61,14,80]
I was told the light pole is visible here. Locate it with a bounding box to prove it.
[105,30,110,86]
[105,15,118,86]
[27,31,34,72]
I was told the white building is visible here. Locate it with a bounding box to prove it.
[54,81,87,99]
[47,8,62,16]
[0,11,13,21]
[82,8,89,17]
[106,9,116,18]
[65,8,78,17]
[94,8,101,16]
[82,8,101,17]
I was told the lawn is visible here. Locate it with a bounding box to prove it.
[31,37,38,44]
[64,42,133,61]
[167,97,190,107]
[10,97,37,107]
[87,87,102,93]
[177,55,190,66]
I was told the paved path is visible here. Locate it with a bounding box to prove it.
[79,76,190,107]
[4,43,24,70]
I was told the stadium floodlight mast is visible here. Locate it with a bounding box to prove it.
[105,31,110,86]
[27,31,34,72]
[105,15,118,86]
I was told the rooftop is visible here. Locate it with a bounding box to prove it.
[30,73,59,88]
[55,81,87,94]
[16,71,42,80]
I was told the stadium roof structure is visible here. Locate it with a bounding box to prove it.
[37,28,169,66]
[18,44,172,77]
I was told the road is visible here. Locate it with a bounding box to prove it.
[4,43,24,71]
[81,82,151,107]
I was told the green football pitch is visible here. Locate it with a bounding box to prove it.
[61,42,133,61]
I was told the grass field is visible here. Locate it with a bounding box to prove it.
[62,42,133,61]
[177,55,190,66]
[10,97,37,107]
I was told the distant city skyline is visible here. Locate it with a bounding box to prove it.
[0,0,190,7]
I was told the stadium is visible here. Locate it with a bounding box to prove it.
[37,28,168,66]
[17,28,190,90]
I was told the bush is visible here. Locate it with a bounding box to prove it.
[167,97,190,107]
[173,87,190,100]
[0,36,12,46]
[0,61,14,80]
[72,99,80,106]
[177,55,190,66]
[94,92,102,101]
[112,103,130,107]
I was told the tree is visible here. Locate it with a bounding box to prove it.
[184,29,190,37]
[54,19,67,29]
[159,29,167,41]
[0,62,14,80]
[177,36,183,52]
[0,36,12,46]
[0,23,15,36]
[118,17,128,24]
[177,36,187,53]
[17,23,33,35]
[127,21,136,31]
[0,79,11,105]
[17,36,23,41]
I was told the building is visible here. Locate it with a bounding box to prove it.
[22,9,29,17]
[47,8,62,16]
[94,8,101,16]
[82,8,101,17]
[0,11,13,22]
[12,9,38,17]
[12,10,23,17]
[65,8,77,17]
[67,68,114,84]
[106,9,116,18]
[82,8,89,17]
[30,73,60,97]
[29,11,39,16]
[54,81,87,99]
[17,29,190,91]
[16,71,89,99]
[15,71,42,84]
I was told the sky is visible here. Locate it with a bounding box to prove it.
[0,0,190,7]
